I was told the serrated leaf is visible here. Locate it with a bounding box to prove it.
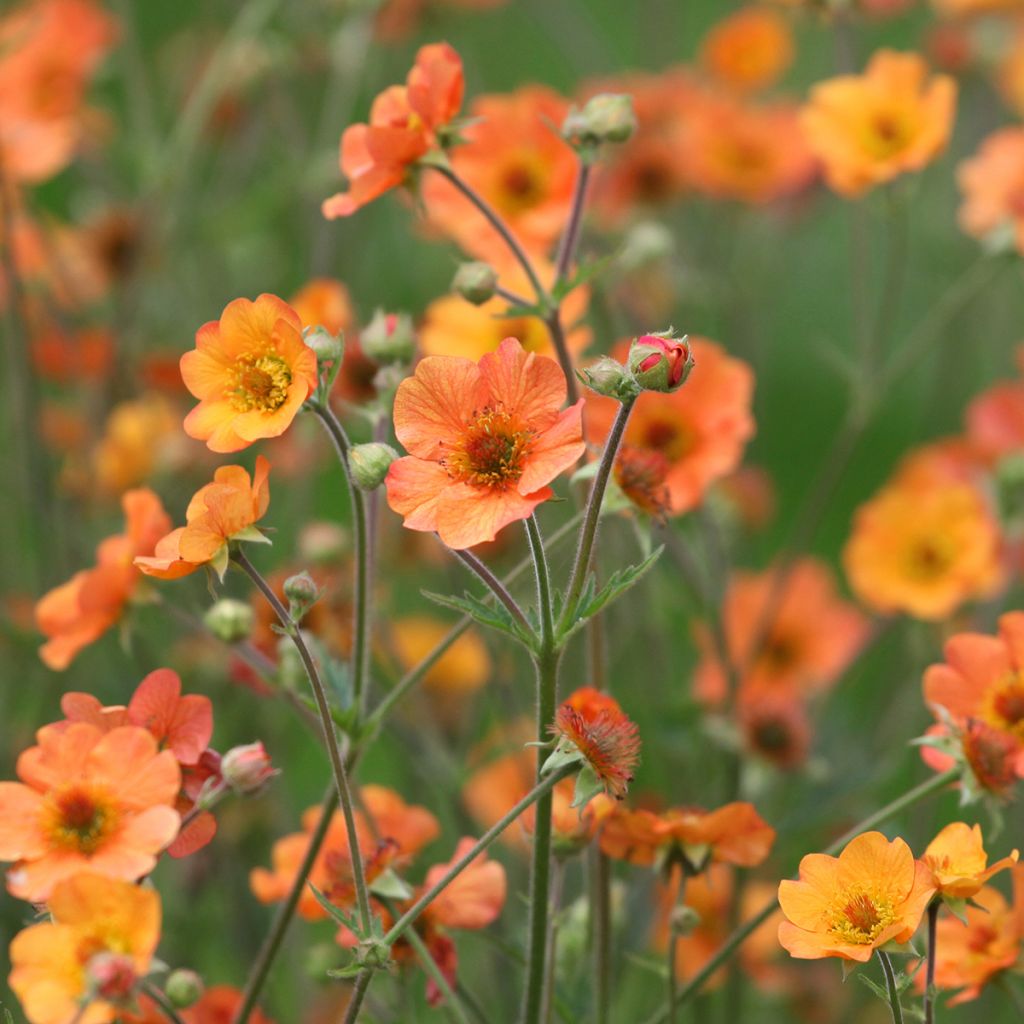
[422,589,534,647]
[856,972,892,1003]
[308,883,356,930]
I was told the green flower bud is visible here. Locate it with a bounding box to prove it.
[348,442,399,491]
[628,333,694,393]
[670,905,701,936]
[360,310,415,364]
[452,261,498,305]
[283,571,320,621]
[165,969,204,1009]
[203,598,254,644]
[577,356,639,402]
[618,220,675,272]
[563,93,637,149]
[304,326,345,368]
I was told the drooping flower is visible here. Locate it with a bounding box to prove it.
[385,337,585,549]
[180,295,317,454]
[135,457,271,580]
[777,831,935,961]
[8,873,160,1024]
[923,822,1018,899]
[36,489,171,670]
[699,6,794,94]
[958,127,1024,256]
[800,50,957,197]
[322,42,463,218]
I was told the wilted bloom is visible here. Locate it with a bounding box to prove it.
[800,50,957,197]
[958,127,1024,255]
[181,295,317,454]
[220,742,276,795]
[628,333,694,393]
[386,338,585,549]
[699,7,794,93]
[778,831,935,961]
[613,446,672,518]
[135,457,271,580]
[923,822,1018,899]
[9,873,160,1024]
[36,489,171,670]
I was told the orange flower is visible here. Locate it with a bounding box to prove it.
[182,986,275,1024]
[390,615,490,697]
[386,337,585,549]
[695,559,869,706]
[90,396,182,498]
[966,379,1024,463]
[461,745,535,854]
[9,873,160,1024]
[180,295,317,453]
[289,277,355,337]
[923,822,1018,899]
[135,457,271,580]
[588,338,755,516]
[421,836,506,931]
[36,488,171,670]
[958,127,1024,256]
[778,831,935,961]
[0,723,180,901]
[323,42,463,218]
[699,7,794,94]
[800,50,957,197]
[843,476,1002,620]
[739,694,812,769]
[420,85,576,261]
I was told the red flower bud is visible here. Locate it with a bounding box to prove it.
[628,334,694,393]
[220,742,278,795]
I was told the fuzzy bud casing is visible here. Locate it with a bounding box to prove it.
[203,598,254,644]
[360,310,415,364]
[349,442,399,491]
[452,262,498,305]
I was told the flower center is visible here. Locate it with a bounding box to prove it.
[864,108,912,160]
[639,417,694,463]
[830,888,896,945]
[496,159,545,215]
[229,353,292,413]
[444,407,534,490]
[44,785,119,855]
[758,633,799,674]
[904,534,955,582]
[984,674,1024,739]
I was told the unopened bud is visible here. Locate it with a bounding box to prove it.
[578,356,638,402]
[349,442,398,491]
[203,598,254,644]
[670,905,701,936]
[360,310,415,364]
[452,262,498,305]
[284,571,320,621]
[221,741,277,795]
[563,93,637,149]
[304,326,345,368]
[628,333,694,393]
[86,953,137,1003]
[165,969,204,1009]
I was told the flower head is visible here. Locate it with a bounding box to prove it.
[181,295,317,454]
[958,127,1024,255]
[386,337,584,549]
[778,831,935,961]
[923,822,1018,899]
[699,7,794,93]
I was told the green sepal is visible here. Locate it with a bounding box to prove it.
[369,869,414,901]
[571,764,604,809]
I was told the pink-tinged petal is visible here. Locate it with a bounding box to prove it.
[128,669,213,764]
[167,810,217,858]
[0,784,45,860]
[1000,611,1024,670]
[518,400,586,494]
[478,338,567,429]
[435,483,551,550]
[393,356,484,460]
[385,457,450,533]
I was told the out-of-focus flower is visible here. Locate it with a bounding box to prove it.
[778,831,935,960]
[958,127,1024,255]
[181,295,317,454]
[800,50,956,197]
[923,822,1018,898]
[323,42,463,218]
[462,743,535,853]
[390,616,491,698]
[739,694,812,769]
[90,396,182,497]
[220,742,276,795]
[699,7,794,93]
[181,985,275,1024]
[290,278,355,337]
[30,326,114,384]
[9,873,160,1024]
[843,476,1002,620]
[386,338,584,549]
[966,377,1024,463]
[930,0,1024,14]
[36,489,171,670]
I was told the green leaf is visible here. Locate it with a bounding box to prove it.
[307,884,357,931]
[570,764,604,809]
[369,869,414,901]
[855,972,893,1004]
[422,589,535,648]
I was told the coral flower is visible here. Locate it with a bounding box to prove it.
[700,7,794,94]
[181,295,317,454]
[923,822,1018,899]
[778,831,935,961]
[390,616,490,703]
[461,744,536,853]
[9,873,160,1024]
[843,476,1002,620]
[588,338,755,516]
[181,986,275,1024]
[36,489,172,670]
[958,127,1024,256]
[0,723,180,901]
[800,50,957,197]
[289,278,355,337]
[966,379,1024,463]
[135,457,271,580]
[386,337,585,549]
[323,42,463,218]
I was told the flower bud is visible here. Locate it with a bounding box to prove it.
[203,598,254,644]
[349,442,399,491]
[165,969,204,1009]
[452,262,498,305]
[670,905,701,936]
[628,333,694,393]
[563,93,637,148]
[284,571,320,621]
[220,741,278,795]
[304,326,345,368]
[360,310,415,364]
[577,356,638,402]
[86,953,137,1003]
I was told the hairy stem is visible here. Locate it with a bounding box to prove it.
[924,900,938,1024]
[451,545,534,637]
[878,951,904,1024]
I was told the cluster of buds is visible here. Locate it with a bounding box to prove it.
[579,331,694,403]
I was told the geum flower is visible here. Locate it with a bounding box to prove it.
[134,457,271,581]
[777,831,935,961]
[181,294,318,454]
[322,42,463,218]
[385,337,585,549]
[0,723,180,901]
[923,822,1018,900]
[9,873,160,1024]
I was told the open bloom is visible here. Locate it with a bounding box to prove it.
[322,42,463,218]
[778,831,935,961]
[36,489,171,670]
[923,822,1018,899]
[386,337,585,549]
[699,6,794,93]
[9,873,160,1024]
[958,127,1024,255]
[135,457,271,580]
[181,295,317,453]
[800,50,956,197]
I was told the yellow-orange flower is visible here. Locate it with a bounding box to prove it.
[9,873,160,1024]
[390,615,490,697]
[90,396,181,498]
[843,476,1002,620]
[289,277,355,337]
[923,822,1018,899]
[134,457,271,580]
[180,294,317,453]
[800,50,956,197]
[0,723,180,901]
[386,337,585,549]
[778,831,935,961]
[958,127,1024,256]
[699,7,794,94]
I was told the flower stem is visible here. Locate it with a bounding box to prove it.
[341,970,372,1024]
[450,545,534,637]
[924,900,938,1024]
[232,550,373,936]
[589,848,612,1024]
[554,159,591,286]
[878,951,904,1024]
[141,982,187,1024]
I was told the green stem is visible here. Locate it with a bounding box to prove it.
[590,848,612,1024]
[341,971,372,1024]
[878,951,904,1024]
[232,551,373,936]
[451,545,534,637]
[924,900,938,1024]
[554,159,592,286]
[141,983,187,1024]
